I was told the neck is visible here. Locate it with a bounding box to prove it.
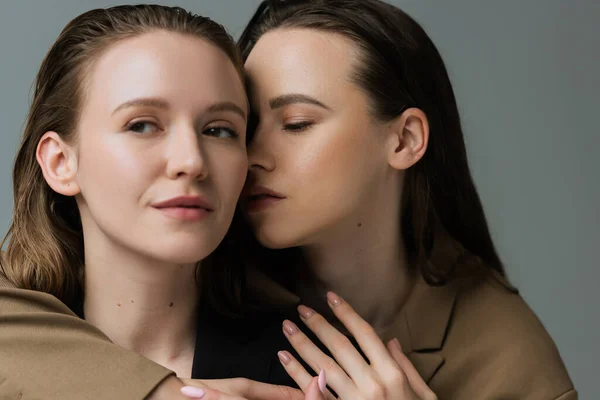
[297,207,414,334]
[83,235,199,378]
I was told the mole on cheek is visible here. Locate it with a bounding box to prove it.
[169,302,174,307]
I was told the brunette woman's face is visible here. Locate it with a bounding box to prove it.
[43,31,248,264]
[243,28,400,248]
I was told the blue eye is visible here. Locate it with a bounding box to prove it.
[204,127,238,139]
[126,121,159,134]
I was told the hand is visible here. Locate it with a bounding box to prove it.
[179,377,305,400]
[146,376,250,400]
[304,371,327,400]
[278,292,437,400]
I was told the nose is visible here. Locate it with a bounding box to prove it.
[165,123,207,181]
[247,122,276,173]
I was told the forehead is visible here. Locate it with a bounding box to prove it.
[244,28,359,97]
[84,30,245,111]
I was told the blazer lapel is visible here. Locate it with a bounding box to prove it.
[244,230,469,384]
[384,227,470,383]
[389,274,459,383]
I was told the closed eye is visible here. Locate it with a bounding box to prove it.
[283,121,313,133]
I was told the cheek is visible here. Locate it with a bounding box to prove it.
[76,133,158,202]
[290,126,376,202]
[209,146,247,203]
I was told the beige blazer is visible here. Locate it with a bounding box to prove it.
[1,242,576,399]
[246,251,577,399]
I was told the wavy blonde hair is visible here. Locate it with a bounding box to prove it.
[0,5,244,306]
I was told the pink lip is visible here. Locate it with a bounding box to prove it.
[244,186,286,213]
[245,185,286,199]
[152,196,213,221]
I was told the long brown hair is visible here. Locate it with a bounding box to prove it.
[0,5,244,307]
[237,0,505,286]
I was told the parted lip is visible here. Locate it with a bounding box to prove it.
[151,195,214,211]
[244,185,286,199]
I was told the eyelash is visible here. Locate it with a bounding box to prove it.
[125,120,159,134]
[203,126,239,139]
[282,121,313,133]
[125,120,238,139]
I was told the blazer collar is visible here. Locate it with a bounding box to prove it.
[245,262,457,383]
[244,229,513,384]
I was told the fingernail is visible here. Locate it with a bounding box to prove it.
[318,369,327,394]
[298,305,315,319]
[181,386,206,398]
[392,338,402,351]
[326,291,343,307]
[283,320,299,336]
[278,350,291,365]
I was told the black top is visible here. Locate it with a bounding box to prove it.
[74,300,330,385]
[192,305,298,384]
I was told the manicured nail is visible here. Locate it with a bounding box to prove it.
[278,350,291,365]
[181,386,206,398]
[326,291,343,307]
[318,370,327,394]
[392,338,402,351]
[283,320,299,336]
[298,305,315,319]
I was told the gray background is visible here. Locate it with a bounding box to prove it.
[1,1,597,397]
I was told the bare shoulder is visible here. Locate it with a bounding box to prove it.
[434,269,576,398]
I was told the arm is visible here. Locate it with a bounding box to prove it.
[0,273,176,400]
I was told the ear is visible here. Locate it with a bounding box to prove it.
[386,108,429,170]
[36,132,80,196]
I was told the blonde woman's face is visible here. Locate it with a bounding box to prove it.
[72,31,248,264]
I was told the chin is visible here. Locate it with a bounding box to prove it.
[152,240,219,264]
[153,251,206,265]
[254,225,308,250]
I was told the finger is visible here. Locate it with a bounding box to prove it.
[277,350,315,390]
[239,379,304,400]
[282,319,356,399]
[190,378,305,400]
[277,351,335,400]
[297,305,372,385]
[181,386,244,400]
[326,292,395,369]
[387,339,437,400]
[304,374,326,400]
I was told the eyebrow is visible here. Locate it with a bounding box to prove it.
[207,101,247,121]
[269,93,330,110]
[112,98,170,115]
[112,98,246,120]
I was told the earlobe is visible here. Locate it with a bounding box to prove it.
[36,132,80,196]
[387,108,429,170]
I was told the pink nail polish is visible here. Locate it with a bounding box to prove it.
[393,338,402,351]
[283,320,299,336]
[298,305,315,319]
[318,370,327,394]
[278,350,291,365]
[326,291,343,307]
[181,386,206,398]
